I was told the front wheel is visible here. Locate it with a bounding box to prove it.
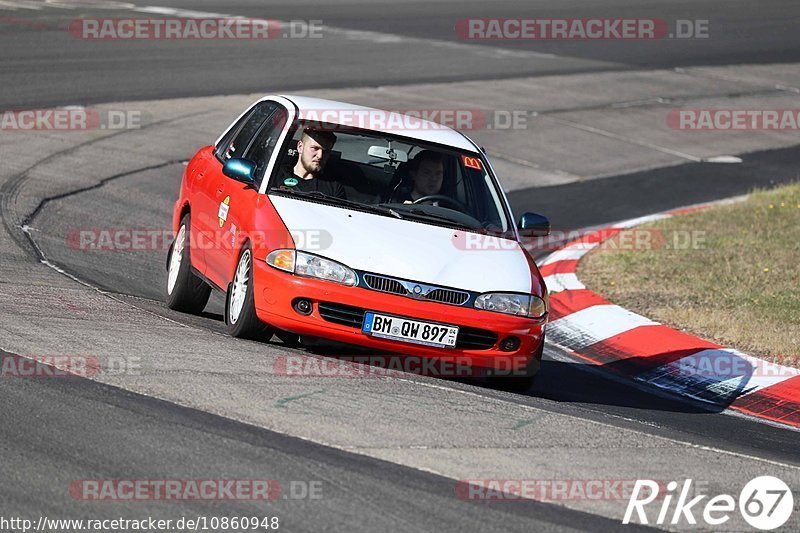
[226,244,274,340]
[166,214,211,313]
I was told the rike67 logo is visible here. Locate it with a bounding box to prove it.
[623,476,794,530]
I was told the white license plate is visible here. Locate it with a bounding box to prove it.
[362,312,458,348]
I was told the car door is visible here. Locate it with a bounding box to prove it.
[201,100,278,288]
[183,147,215,274]
[218,105,290,283]
[192,105,258,279]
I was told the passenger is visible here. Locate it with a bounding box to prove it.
[280,128,346,198]
[395,150,445,203]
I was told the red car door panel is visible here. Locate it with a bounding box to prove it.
[199,159,232,289]
[185,148,218,276]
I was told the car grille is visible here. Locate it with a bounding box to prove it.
[425,288,469,306]
[317,302,497,350]
[362,274,407,296]
[455,327,499,350]
[361,273,470,306]
[317,302,364,328]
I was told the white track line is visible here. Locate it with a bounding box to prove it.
[548,304,659,350]
[542,272,585,293]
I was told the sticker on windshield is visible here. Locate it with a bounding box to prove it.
[462,155,482,170]
[284,177,299,187]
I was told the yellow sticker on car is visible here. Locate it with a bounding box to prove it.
[218,196,230,228]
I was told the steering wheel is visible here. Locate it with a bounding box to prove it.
[412,194,468,212]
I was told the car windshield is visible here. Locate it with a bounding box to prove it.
[267,121,512,234]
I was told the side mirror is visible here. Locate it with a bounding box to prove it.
[518,212,550,236]
[222,158,257,184]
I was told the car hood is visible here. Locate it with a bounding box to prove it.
[270,195,532,294]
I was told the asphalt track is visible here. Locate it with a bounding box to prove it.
[2,1,800,532]
[1,351,640,533]
[1,0,800,108]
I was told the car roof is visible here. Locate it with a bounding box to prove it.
[276,95,478,152]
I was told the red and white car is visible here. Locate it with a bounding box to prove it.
[167,95,550,390]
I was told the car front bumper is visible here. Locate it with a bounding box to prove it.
[253,258,546,373]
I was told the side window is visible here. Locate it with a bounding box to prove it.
[215,101,278,162]
[267,123,301,189]
[244,107,289,183]
[457,159,484,221]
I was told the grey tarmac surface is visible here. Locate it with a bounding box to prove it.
[509,144,800,232]
[1,351,639,533]
[1,0,800,108]
[2,80,799,530]
[2,1,800,531]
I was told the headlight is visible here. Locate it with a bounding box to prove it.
[266,249,295,272]
[266,249,357,286]
[295,252,357,285]
[475,293,547,318]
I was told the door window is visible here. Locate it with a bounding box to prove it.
[215,101,278,162]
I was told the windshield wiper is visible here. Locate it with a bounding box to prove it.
[269,188,403,219]
[392,206,479,230]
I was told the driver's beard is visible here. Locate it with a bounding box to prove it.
[300,153,321,176]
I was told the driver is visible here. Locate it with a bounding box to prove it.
[397,150,445,204]
[279,127,346,198]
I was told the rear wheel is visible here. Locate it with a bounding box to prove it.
[166,214,211,313]
[226,243,274,340]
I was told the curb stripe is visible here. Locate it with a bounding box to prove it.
[543,272,584,293]
[539,244,596,266]
[540,199,800,428]
[636,349,762,405]
[548,305,659,351]
[587,325,720,368]
[731,376,800,426]
[635,349,800,407]
[549,290,610,320]
[611,213,670,229]
[681,349,799,395]
[538,260,579,278]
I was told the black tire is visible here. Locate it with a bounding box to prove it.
[225,243,274,339]
[166,214,211,313]
[485,338,544,393]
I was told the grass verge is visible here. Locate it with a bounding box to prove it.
[578,183,800,364]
